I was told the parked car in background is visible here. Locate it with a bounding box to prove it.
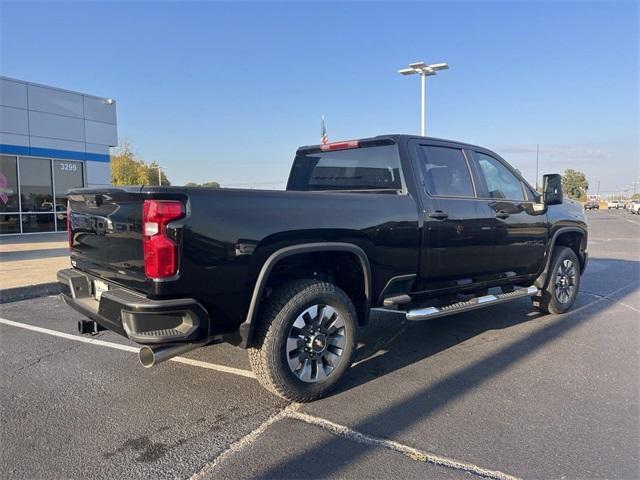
[585,200,600,210]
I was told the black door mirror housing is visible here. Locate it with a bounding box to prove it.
[542,174,563,205]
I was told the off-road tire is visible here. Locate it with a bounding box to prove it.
[533,246,580,314]
[248,279,357,402]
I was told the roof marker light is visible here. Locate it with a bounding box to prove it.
[319,140,360,152]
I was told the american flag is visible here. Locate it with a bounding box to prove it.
[320,115,328,145]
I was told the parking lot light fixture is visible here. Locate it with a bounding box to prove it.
[398,61,449,136]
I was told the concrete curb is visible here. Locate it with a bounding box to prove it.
[0,282,61,304]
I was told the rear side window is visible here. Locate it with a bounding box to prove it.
[419,146,475,197]
[474,152,525,201]
[287,145,402,191]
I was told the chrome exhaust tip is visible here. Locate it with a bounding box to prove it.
[138,342,204,368]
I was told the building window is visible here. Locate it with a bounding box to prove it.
[0,156,84,234]
[0,213,21,234]
[53,160,83,231]
[0,155,20,213]
[0,155,20,235]
[21,213,55,233]
[19,157,54,213]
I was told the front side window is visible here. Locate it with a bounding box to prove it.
[474,152,525,201]
[419,146,475,197]
[287,144,403,191]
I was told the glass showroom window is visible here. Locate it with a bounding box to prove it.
[53,160,84,231]
[19,157,55,233]
[0,155,20,234]
[0,156,85,234]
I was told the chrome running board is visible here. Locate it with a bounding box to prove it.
[406,286,538,321]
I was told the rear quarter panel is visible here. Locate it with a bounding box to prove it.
[167,188,421,334]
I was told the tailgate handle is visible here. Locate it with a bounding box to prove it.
[429,211,449,220]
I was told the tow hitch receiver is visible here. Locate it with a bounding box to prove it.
[78,319,106,336]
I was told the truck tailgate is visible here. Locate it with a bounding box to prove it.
[68,188,147,292]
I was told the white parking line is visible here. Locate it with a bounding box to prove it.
[579,291,640,313]
[0,317,256,379]
[0,318,139,352]
[288,411,521,480]
[190,403,301,480]
[192,401,520,480]
[170,356,255,378]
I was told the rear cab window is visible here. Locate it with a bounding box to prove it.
[418,145,475,198]
[287,143,404,192]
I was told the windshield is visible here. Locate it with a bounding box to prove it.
[287,144,403,191]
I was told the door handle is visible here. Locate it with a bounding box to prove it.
[495,211,510,219]
[429,211,449,220]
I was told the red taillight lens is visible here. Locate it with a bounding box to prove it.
[142,200,185,278]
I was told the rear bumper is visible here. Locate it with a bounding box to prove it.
[57,268,210,344]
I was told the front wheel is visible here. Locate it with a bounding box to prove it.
[533,246,581,314]
[248,279,357,402]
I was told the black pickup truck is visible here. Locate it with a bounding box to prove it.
[58,135,588,401]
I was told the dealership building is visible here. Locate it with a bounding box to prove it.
[0,76,116,235]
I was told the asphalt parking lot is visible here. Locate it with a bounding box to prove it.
[1,209,639,479]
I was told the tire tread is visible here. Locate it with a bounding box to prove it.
[533,246,580,314]
[248,279,356,402]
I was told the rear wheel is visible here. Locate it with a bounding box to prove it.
[248,279,357,402]
[533,246,580,314]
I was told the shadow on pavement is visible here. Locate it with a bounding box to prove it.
[342,257,639,395]
[0,248,70,261]
[257,257,639,479]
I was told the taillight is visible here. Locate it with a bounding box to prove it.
[142,200,185,279]
[319,140,360,151]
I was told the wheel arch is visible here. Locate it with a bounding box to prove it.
[232,242,372,348]
[535,227,587,288]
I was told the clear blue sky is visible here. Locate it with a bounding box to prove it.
[1,1,638,194]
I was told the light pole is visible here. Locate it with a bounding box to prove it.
[156,165,165,186]
[536,144,540,191]
[399,61,449,136]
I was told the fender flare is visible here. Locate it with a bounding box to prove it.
[535,227,587,288]
[230,242,372,348]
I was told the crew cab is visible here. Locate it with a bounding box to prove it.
[58,135,588,401]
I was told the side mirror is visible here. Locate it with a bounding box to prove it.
[542,173,563,205]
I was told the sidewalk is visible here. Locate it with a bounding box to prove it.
[0,232,69,291]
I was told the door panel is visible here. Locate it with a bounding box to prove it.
[471,151,547,277]
[410,142,497,292]
[419,197,496,291]
[488,200,548,276]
